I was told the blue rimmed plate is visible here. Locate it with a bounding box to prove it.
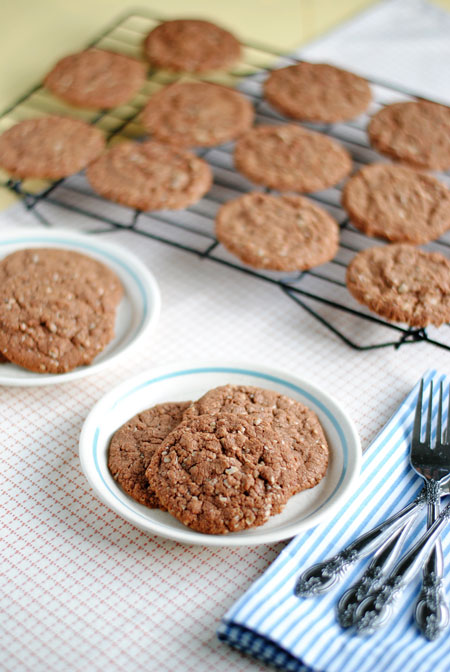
[79,362,361,546]
[0,228,160,386]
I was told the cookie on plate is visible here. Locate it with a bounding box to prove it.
[108,401,191,508]
[143,19,241,73]
[147,413,301,534]
[215,192,339,271]
[342,163,450,244]
[86,140,212,211]
[141,82,254,148]
[0,116,105,179]
[264,62,371,123]
[44,48,147,109]
[346,244,450,327]
[368,101,450,171]
[234,124,352,193]
[0,248,123,309]
[183,384,329,492]
[0,248,123,373]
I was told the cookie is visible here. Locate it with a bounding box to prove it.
[143,19,241,73]
[0,116,105,179]
[0,248,123,373]
[108,401,191,508]
[346,244,450,327]
[0,248,123,309]
[86,140,212,211]
[147,413,300,534]
[141,82,254,148]
[264,62,371,123]
[234,124,352,193]
[44,48,147,109]
[342,163,450,244]
[368,101,450,171]
[216,192,339,271]
[183,384,329,492]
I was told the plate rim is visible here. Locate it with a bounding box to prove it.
[0,228,161,386]
[79,360,362,547]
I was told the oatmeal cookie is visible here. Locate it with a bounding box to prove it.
[44,49,147,109]
[143,19,241,73]
[86,140,212,211]
[183,384,329,492]
[108,401,191,508]
[216,192,339,271]
[147,413,300,534]
[234,124,352,193]
[368,101,450,171]
[342,163,450,244]
[264,62,371,123]
[0,116,105,179]
[346,244,450,327]
[141,82,253,147]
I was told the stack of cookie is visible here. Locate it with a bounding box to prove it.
[108,384,329,535]
[0,248,123,373]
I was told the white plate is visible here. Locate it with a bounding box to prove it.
[0,228,160,386]
[79,362,361,546]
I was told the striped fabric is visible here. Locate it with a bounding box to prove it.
[218,370,450,672]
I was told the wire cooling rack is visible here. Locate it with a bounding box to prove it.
[1,9,450,352]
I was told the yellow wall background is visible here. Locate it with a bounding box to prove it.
[0,0,448,209]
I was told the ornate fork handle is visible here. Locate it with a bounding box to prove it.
[414,481,450,640]
[354,500,450,634]
[295,492,425,597]
[337,518,415,627]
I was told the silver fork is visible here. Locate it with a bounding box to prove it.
[353,380,450,636]
[414,381,450,640]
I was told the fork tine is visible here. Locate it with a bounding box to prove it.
[413,379,424,446]
[425,381,433,448]
[436,382,443,449]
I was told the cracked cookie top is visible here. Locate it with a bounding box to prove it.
[0,116,105,179]
[108,401,191,509]
[342,163,450,244]
[368,101,450,171]
[183,384,329,492]
[0,248,123,373]
[147,413,301,534]
[346,244,450,327]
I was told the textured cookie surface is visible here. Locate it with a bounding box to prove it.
[0,248,123,308]
[216,192,339,271]
[0,116,105,179]
[143,19,241,72]
[342,163,450,244]
[234,124,352,193]
[368,101,450,171]
[183,384,329,492]
[346,244,450,327]
[264,62,371,123]
[141,82,254,147]
[0,248,123,373]
[108,401,191,508]
[44,49,147,109]
[86,140,212,211]
[147,413,300,534]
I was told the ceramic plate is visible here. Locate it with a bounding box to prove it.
[79,362,361,546]
[0,228,160,386]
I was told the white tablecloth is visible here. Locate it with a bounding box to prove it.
[1,1,450,670]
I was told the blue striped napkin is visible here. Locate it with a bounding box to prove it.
[218,370,450,672]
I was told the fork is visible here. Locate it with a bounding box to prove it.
[414,381,450,640]
[353,380,450,635]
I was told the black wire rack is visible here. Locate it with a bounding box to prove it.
[1,9,450,352]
